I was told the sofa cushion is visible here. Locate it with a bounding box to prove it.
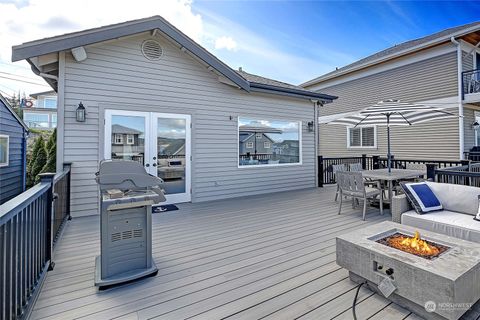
[426,181,480,216]
[401,209,480,243]
[401,182,442,214]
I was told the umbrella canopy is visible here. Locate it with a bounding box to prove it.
[326,99,458,172]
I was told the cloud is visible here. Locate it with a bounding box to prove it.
[214,36,237,51]
[41,16,80,30]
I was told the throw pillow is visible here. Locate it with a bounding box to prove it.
[475,195,480,222]
[400,182,443,214]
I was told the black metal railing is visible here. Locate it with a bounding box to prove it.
[464,151,480,162]
[431,162,480,187]
[0,164,71,319]
[318,155,464,186]
[462,69,480,98]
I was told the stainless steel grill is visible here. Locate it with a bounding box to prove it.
[94,160,166,289]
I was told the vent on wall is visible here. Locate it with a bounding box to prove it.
[141,40,163,61]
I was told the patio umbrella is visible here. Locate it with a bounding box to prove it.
[326,99,458,172]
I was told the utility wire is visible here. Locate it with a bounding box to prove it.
[0,75,50,86]
[0,71,46,82]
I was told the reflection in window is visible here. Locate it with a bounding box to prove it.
[44,97,57,108]
[238,117,301,166]
[0,135,8,167]
[24,113,49,128]
[126,134,134,145]
[111,116,145,164]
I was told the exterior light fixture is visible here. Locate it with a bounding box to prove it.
[76,102,86,122]
[307,121,314,132]
[473,121,480,130]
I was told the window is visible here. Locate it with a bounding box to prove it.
[0,135,9,167]
[23,113,49,128]
[348,127,376,148]
[51,114,57,128]
[43,97,57,109]
[126,134,134,145]
[114,134,123,144]
[239,117,301,166]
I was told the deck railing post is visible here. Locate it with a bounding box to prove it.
[63,162,72,220]
[426,163,436,182]
[318,156,324,188]
[39,173,56,271]
[361,154,367,170]
[461,160,471,185]
[372,155,380,169]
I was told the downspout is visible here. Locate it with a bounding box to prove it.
[22,130,28,191]
[451,36,464,160]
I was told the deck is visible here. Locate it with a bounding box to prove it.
[28,187,472,320]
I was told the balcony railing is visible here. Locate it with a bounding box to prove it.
[462,69,480,98]
[0,163,71,319]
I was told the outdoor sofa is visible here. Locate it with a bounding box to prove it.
[392,181,480,243]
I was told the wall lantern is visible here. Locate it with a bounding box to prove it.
[473,121,480,130]
[307,121,314,132]
[76,102,86,122]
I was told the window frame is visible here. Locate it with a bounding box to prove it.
[126,134,134,145]
[114,134,123,144]
[346,126,377,149]
[246,141,254,149]
[0,135,9,167]
[238,117,303,168]
[43,96,57,109]
[264,141,271,149]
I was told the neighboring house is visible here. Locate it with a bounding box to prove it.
[12,16,336,217]
[0,93,29,204]
[238,131,275,156]
[23,90,57,129]
[110,124,144,163]
[303,21,480,161]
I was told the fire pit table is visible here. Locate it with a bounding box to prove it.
[337,221,480,320]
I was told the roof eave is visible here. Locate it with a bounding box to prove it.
[12,17,250,92]
[0,94,29,132]
[302,23,480,88]
[249,82,337,102]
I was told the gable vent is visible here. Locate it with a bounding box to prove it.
[141,40,163,61]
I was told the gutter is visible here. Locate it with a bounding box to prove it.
[451,36,465,160]
[27,58,58,91]
[249,82,337,102]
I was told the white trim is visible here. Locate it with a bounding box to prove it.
[237,117,303,168]
[126,134,134,145]
[56,51,65,173]
[346,126,377,149]
[306,43,456,91]
[114,133,123,144]
[0,135,9,167]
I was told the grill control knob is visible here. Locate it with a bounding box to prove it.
[386,268,394,276]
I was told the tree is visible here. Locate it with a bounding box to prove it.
[42,129,56,173]
[28,136,47,185]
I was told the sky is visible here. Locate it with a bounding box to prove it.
[0,0,479,99]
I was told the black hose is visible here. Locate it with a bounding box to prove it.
[352,281,368,320]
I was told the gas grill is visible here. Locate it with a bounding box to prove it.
[94,160,166,289]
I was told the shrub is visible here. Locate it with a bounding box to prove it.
[42,129,56,173]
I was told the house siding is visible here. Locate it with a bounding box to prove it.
[311,50,460,160]
[62,33,315,217]
[0,100,26,204]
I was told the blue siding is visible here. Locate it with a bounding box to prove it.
[0,99,27,204]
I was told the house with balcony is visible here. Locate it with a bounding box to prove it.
[303,21,480,161]
[23,90,57,129]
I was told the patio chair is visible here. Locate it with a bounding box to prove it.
[332,164,347,201]
[349,163,363,172]
[336,171,383,220]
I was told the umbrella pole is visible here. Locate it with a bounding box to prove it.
[387,114,391,173]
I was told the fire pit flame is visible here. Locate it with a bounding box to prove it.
[377,230,448,259]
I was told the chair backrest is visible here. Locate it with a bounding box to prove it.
[405,163,426,171]
[336,171,365,193]
[332,164,347,174]
[349,163,363,172]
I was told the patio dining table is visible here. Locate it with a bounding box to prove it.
[362,168,425,204]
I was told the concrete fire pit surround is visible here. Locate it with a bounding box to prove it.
[336,221,480,320]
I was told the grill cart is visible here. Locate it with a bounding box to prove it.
[94,160,165,289]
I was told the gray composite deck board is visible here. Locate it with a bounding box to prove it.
[29,187,473,320]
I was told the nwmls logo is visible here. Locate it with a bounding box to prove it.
[425,300,473,313]
[424,300,436,313]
